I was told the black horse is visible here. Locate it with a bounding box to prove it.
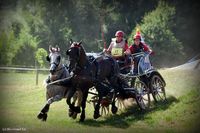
[65,41,127,122]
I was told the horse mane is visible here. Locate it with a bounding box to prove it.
[70,42,86,56]
[79,44,86,55]
[69,41,88,68]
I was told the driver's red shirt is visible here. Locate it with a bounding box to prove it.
[129,42,151,53]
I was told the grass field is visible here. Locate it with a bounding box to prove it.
[0,69,200,133]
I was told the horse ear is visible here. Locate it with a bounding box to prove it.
[78,40,82,46]
[49,45,53,52]
[46,55,50,62]
[56,45,60,52]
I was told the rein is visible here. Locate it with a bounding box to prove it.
[48,76,72,85]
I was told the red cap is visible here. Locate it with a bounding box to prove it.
[115,30,124,37]
[133,34,141,40]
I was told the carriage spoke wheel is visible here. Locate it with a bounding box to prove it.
[134,80,150,110]
[100,104,109,116]
[150,75,166,102]
[100,97,111,116]
[90,95,110,116]
[115,96,125,111]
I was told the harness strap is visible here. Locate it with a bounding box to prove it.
[109,56,119,76]
[55,65,67,79]
[93,59,99,80]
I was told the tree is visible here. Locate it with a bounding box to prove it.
[128,1,184,67]
[35,48,48,68]
[2,0,198,67]
[172,0,200,59]
[0,31,16,65]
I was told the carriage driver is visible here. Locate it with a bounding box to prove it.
[103,30,129,65]
[125,30,152,75]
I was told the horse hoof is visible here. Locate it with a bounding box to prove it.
[42,114,47,121]
[93,113,101,119]
[37,112,47,121]
[80,114,85,122]
[79,118,84,122]
[72,113,77,119]
[111,106,118,114]
[37,112,43,120]
[68,109,73,117]
[74,107,81,113]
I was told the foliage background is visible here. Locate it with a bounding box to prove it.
[0,0,200,67]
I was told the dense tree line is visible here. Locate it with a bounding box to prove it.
[0,0,199,68]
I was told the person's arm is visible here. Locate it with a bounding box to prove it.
[143,43,152,53]
[104,42,113,54]
[107,42,113,52]
[124,45,133,55]
[124,40,129,51]
[124,40,130,54]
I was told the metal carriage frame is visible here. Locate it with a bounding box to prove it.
[86,52,158,116]
[120,52,167,103]
[87,52,167,116]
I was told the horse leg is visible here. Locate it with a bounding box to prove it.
[110,76,129,114]
[71,90,83,119]
[111,92,118,114]
[93,83,103,119]
[109,77,120,114]
[93,95,102,119]
[37,104,49,121]
[37,95,62,121]
[67,95,76,118]
[67,88,81,114]
[79,89,89,122]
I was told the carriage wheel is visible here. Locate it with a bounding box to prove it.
[150,75,166,102]
[115,96,125,111]
[134,80,150,110]
[100,97,111,116]
[100,104,109,116]
[90,95,110,116]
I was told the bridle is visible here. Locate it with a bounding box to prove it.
[67,44,85,73]
[48,52,62,74]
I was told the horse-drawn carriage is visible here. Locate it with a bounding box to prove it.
[37,41,166,122]
[86,51,166,116]
[119,52,166,103]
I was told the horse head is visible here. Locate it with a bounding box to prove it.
[66,40,86,73]
[46,45,61,74]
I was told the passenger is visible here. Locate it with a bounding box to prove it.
[125,29,152,75]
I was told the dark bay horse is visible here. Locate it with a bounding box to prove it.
[66,41,127,121]
[37,46,82,121]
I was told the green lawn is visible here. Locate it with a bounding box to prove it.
[0,69,200,133]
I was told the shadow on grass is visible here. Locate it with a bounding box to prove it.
[78,95,179,129]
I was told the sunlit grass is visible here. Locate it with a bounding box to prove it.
[0,69,200,133]
[160,69,200,97]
